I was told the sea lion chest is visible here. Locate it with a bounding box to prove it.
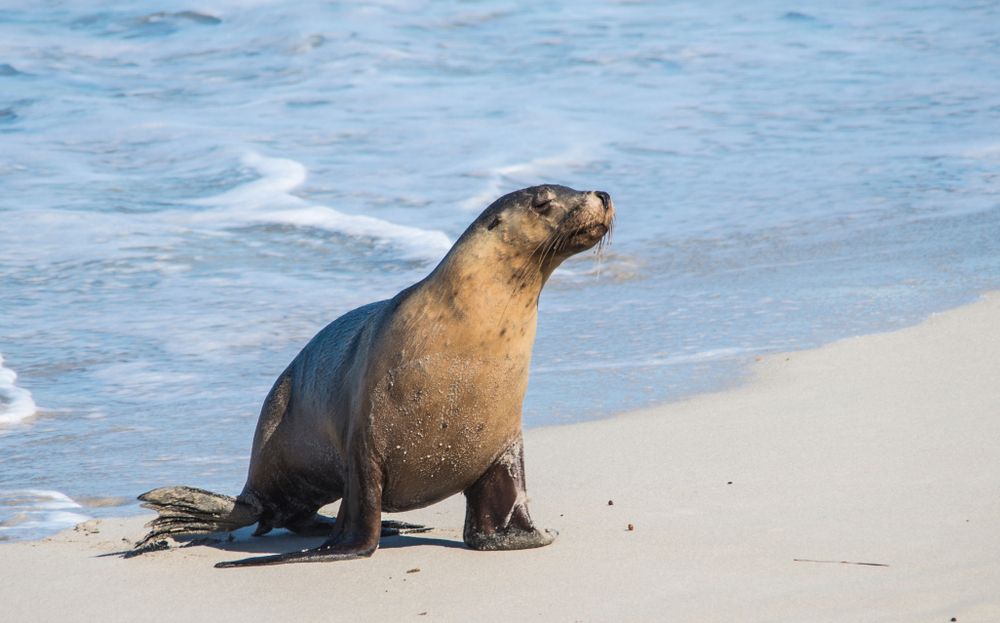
[369,296,536,512]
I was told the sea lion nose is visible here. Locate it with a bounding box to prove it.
[594,191,611,211]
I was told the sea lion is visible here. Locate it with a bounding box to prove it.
[135,184,615,567]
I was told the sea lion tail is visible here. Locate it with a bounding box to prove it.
[128,486,261,555]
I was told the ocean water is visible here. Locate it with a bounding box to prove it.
[1,0,999,540]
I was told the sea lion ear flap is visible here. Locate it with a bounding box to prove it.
[531,188,557,215]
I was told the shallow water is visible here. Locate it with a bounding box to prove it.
[1,0,999,540]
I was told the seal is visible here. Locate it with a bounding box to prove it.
[135,184,615,567]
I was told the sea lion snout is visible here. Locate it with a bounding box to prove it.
[568,189,614,247]
[512,187,614,258]
[588,190,615,230]
[593,190,612,212]
[581,190,614,225]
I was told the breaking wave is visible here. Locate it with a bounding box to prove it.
[192,152,453,261]
[0,354,37,427]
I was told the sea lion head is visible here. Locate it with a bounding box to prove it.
[475,185,615,267]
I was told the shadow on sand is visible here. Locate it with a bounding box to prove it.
[106,524,466,559]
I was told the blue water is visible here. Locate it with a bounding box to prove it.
[2,0,999,540]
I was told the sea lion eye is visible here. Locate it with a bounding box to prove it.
[532,198,554,215]
[487,216,501,230]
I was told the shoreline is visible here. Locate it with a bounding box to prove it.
[0,287,994,542]
[3,291,1000,621]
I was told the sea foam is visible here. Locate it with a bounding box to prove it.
[192,152,453,261]
[0,354,37,427]
[0,489,90,538]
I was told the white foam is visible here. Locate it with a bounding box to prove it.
[190,152,452,261]
[531,347,751,374]
[18,489,81,510]
[41,510,91,525]
[190,152,307,208]
[0,354,38,426]
[255,206,453,261]
[0,489,91,537]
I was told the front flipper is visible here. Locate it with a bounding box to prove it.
[463,435,556,551]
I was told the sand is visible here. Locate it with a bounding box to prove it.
[3,293,999,622]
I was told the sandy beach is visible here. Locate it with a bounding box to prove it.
[3,292,999,622]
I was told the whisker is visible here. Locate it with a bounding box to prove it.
[497,230,557,324]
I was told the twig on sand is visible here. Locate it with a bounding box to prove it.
[793,558,889,567]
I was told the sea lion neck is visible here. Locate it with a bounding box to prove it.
[422,233,553,322]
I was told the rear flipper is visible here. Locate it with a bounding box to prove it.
[130,486,261,554]
[380,519,432,537]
